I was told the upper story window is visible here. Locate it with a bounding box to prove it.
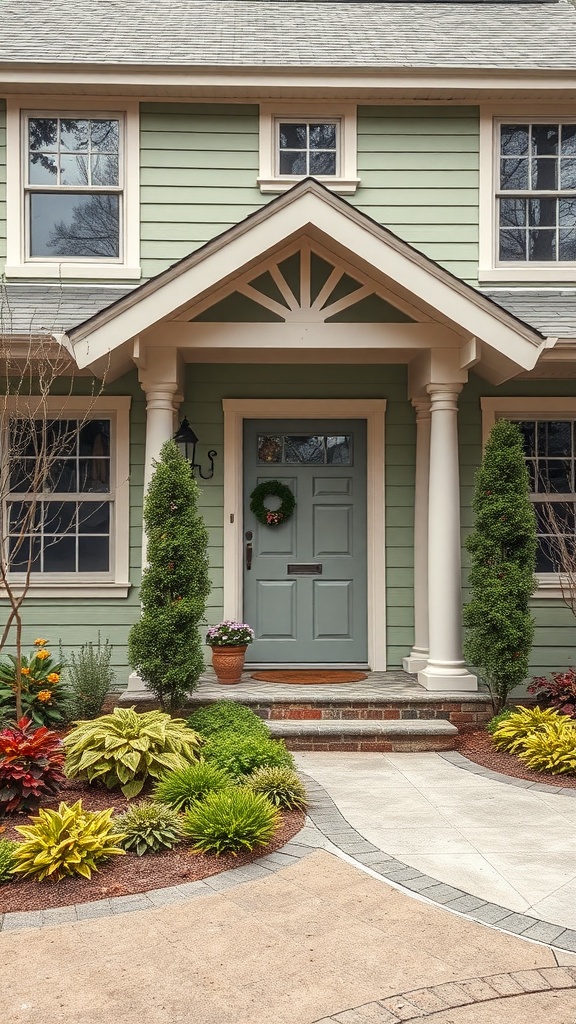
[258,103,359,195]
[5,98,140,280]
[479,112,576,282]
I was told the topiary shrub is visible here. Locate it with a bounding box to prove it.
[201,731,294,780]
[12,801,125,881]
[0,839,18,882]
[128,440,211,713]
[64,707,201,798]
[492,706,566,754]
[517,719,576,775]
[113,801,184,856]
[183,787,280,855]
[153,761,232,812]
[187,701,269,739]
[244,766,308,811]
[0,717,65,814]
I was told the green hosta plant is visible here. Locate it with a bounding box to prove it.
[517,719,576,775]
[202,731,294,781]
[113,801,184,856]
[183,787,280,855]
[492,706,566,754]
[153,761,232,812]
[64,707,202,798]
[244,766,308,811]
[187,701,269,738]
[12,801,125,881]
[0,838,18,882]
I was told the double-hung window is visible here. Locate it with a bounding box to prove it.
[2,397,130,597]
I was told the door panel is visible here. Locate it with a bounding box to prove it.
[244,418,367,663]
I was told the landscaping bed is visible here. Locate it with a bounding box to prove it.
[456,729,576,789]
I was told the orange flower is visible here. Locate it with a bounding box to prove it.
[36,690,52,703]
[35,650,50,660]
[34,638,48,646]
[46,672,60,684]
[20,667,31,676]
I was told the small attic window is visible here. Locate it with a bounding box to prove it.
[258,103,359,195]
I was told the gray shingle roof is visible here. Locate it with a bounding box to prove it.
[1,1,576,70]
[481,289,576,338]
[0,285,135,335]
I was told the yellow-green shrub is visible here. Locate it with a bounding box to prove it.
[64,707,201,797]
[517,719,576,775]
[492,706,565,754]
[12,800,125,881]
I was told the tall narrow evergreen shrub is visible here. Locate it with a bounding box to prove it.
[463,419,537,711]
[128,440,210,712]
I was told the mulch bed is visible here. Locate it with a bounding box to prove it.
[0,777,305,914]
[456,730,576,790]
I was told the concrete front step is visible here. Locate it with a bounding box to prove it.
[267,718,458,752]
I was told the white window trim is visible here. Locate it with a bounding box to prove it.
[482,397,576,598]
[258,102,359,195]
[479,108,576,283]
[5,96,141,280]
[1,395,131,598]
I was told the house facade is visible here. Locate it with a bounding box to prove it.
[1,0,576,694]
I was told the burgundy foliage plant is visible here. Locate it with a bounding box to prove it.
[0,717,65,814]
[528,669,576,719]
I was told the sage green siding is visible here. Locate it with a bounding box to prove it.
[179,363,415,670]
[354,106,479,284]
[140,103,263,279]
[0,101,5,269]
[460,374,576,686]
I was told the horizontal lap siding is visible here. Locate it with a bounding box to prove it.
[354,106,479,284]
[140,103,263,279]
[460,374,576,690]
[179,363,415,670]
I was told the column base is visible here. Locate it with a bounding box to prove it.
[403,650,429,674]
[418,663,477,692]
[124,671,151,695]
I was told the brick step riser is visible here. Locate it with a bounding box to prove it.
[252,702,491,733]
[284,736,457,752]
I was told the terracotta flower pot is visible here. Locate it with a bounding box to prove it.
[210,644,248,684]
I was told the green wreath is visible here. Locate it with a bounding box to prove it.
[250,480,296,527]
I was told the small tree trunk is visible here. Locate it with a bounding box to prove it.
[14,613,23,721]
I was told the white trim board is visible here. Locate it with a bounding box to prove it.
[222,398,387,671]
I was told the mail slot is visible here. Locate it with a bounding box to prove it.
[287,563,323,575]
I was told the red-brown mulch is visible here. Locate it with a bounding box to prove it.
[456,730,576,789]
[0,777,305,914]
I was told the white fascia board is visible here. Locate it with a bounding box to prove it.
[72,185,545,372]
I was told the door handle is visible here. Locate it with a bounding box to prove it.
[245,531,253,571]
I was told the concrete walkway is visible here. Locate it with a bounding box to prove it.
[295,751,576,931]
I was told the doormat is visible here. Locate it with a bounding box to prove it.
[250,670,368,684]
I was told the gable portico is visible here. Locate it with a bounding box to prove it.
[66,181,550,692]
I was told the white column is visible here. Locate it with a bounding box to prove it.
[418,383,477,692]
[403,398,430,673]
[141,382,180,491]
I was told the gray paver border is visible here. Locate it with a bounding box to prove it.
[439,749,576,797]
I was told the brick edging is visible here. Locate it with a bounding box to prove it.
[439,749,576,796]
[312,967,576,1022]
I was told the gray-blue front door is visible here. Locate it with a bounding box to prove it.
[243,419,367,664]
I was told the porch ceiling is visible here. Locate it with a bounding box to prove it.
[67,179,549,381]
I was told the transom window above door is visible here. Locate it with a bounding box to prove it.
[277,121,339,177]
[257,434,352,465]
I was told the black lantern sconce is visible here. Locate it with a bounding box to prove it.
[173,418,217,480]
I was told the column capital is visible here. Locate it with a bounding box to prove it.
[426,382,463,411]
[411,396,431,420]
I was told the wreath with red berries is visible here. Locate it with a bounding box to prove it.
[249,480,296,527]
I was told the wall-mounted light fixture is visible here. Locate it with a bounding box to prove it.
[173,418,217,480]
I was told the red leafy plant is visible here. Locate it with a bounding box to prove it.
[0,717,65,814]
[528,669,576,719]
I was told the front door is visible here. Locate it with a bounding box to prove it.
[243,419,367,664]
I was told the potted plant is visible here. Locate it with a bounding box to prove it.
[206,622,255,684]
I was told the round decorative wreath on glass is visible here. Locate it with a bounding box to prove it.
[206,621,255,684]
[249,480,296,527]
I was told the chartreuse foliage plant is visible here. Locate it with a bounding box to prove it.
[464,419,537,712]
[12,801,125,881]
[153,761,232,812]
[187,701,269,739]
[0,717,65,814]
[113,801,184,856]
[492,706,566,754]
[63,707,201,798]
[183,787,280,855]
[201,731,294,781]
[0,839,18,882]
[244,766,308,811]
[517,718,576,775]
[128,440,211,713]
[0,639,68,727]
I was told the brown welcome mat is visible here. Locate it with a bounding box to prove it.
[250,670,367,684]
